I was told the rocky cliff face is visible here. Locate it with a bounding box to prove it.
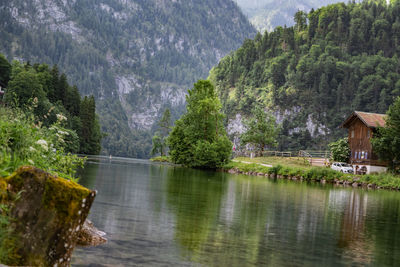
[0,0,256,157]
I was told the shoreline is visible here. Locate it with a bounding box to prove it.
[222,166,381,190]
[221,161,400,191]
[150,156,400,191]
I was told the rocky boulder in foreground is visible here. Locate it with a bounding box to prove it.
[0,166,101,266]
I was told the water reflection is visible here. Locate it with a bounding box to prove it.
[166,167,227,256]
[73,159,400,266]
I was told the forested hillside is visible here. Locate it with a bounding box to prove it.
[0,0,255,158]
[0,54,101,155]
[210,0,400,151]
[234,0,342,32]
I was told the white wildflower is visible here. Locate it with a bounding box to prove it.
[56,114,67,122]
[29,146,36,152]
[28,159,34,165]
[57,130,69,136]
[36,139,48,151]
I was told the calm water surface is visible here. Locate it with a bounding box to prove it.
[72,157,400,266]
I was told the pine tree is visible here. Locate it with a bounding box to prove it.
[0,54,11,87]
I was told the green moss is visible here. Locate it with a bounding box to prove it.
[0,166,95,265]
[0,179,7,201]
[4,166,91,220]
[0,236,22,266]
[4,170,26,192]
[43,173,91,220]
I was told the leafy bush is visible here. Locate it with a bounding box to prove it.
[268,164,282,175]
[168,81,232,168]
[329,138,350,163]
[0,107,84,180]
[360,173,400,189]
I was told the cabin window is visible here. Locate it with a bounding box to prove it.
[361,151,365,159]
[367,129,370,138]
[351,130,355,138]
[354,151,358,159]
[365,152,368,159]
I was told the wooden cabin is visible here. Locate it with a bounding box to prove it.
[341,111,387,174]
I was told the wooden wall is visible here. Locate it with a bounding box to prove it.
[348,118,379,163]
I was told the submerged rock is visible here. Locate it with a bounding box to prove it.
[0,166,98,266]
[76,219,107,247]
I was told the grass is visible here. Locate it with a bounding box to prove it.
[234,156,312,169]
[150,156,172,163]
[225,156,400,190]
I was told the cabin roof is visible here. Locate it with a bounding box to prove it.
[341,111,386,128]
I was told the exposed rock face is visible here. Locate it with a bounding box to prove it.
[0,166,97,266]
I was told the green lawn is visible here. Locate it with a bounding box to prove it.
[234,156,312,169]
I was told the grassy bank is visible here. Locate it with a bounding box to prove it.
[224,158,400,190]
[150,156,171,163]
[0,106,84,181]
[234,156,312,169]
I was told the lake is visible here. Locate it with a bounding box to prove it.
[72,157,400,266]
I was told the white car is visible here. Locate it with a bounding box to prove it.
[331,162,353,173]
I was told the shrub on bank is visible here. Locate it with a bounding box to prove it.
[0,107,83,180]
[360,173,400,188]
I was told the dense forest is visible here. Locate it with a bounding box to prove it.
[235,0,341,32]
[210,0,400,151]
[0,0,255,158]
[0,54,102,155]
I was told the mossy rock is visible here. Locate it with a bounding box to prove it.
[1,166,96,266]
[0,178,7,201]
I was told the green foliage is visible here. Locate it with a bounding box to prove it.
[372,96,400,172]
[359,172,400,189]
[79,96,102,155]
[236,0,341,32]
[0,54,11,87]
[0,107,83,180]
[151,108,172,156]
[210,1,400,151]
[99,98,152,159]
[1,55,101,155]
[329,138,350,162]
[159,108,172,138]
[168,80,232,168]
[150,156,171,163]
[0,0,256,158]
[151,132,164,156]
[0,198,19,264]
[240,106,279,154]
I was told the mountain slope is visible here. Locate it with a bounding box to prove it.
[0,0,256,158]
[210,0,400,151]
[234,0,346,32]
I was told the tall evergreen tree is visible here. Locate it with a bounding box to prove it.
[372,96,400,172]
[0,54,11,87]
